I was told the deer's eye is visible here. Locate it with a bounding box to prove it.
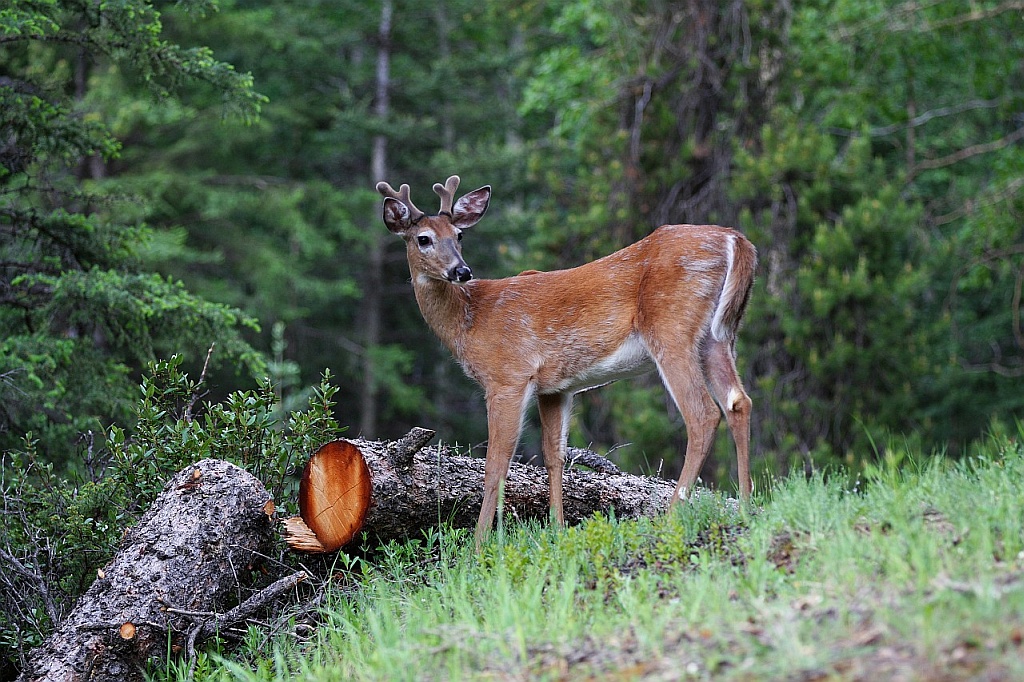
[417,235,432,247]
[456,232,463,242]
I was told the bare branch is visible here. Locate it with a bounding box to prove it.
[180,571,307,666]
[0,545,60,626]
[567,446,623,474]
[914,125,1024,172]
[0,368,28,393]
[840,0,1024,35]
[830,98,1006,138]
[957,359,1024,378]
[183,343,215,423]
[934,177,1024,225]
[916,0,1024,31]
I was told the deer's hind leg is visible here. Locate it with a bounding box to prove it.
[702,338,752,499]
[647,345,722,505]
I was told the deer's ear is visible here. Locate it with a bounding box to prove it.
[451,186,490,229]
[382,197,412,234]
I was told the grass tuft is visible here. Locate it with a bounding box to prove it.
[182,433,1024,680]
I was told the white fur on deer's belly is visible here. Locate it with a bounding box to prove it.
[542,333,654,395]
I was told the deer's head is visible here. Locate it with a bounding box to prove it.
[377,175,490,284]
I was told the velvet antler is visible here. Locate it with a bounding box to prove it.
[375,181,426,223]
[432,175,461,216]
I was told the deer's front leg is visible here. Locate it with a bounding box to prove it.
[476,387,530,546]
[537,391,571,527]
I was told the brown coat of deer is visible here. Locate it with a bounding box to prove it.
[376,176,757,545]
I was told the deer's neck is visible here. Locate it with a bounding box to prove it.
[412,275,474,360]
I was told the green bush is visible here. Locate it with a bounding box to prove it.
[0,355,343,669]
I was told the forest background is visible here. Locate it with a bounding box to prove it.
[3,0,1024,488]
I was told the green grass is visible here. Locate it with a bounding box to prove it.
[183,431,1024,681]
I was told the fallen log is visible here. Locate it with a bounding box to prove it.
[285,428,679,552]
[16,459,300,682]
[14,433,700,676]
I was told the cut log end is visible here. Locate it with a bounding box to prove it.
[291,440,372,553]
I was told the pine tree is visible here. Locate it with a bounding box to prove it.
[0,0,265,462]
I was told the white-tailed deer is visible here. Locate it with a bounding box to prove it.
[376,175,756,545]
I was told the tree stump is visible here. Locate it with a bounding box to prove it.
[285,428,679,552]
[16,459,294,682]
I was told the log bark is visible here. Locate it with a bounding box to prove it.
[286,428,680,551]
[16,459,292,682]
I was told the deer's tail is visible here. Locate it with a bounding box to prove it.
[710,232,757,343]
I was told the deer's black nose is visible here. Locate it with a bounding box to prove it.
[451,265,473,283]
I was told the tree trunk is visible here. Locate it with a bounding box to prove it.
[285,428,681,552]
[358,0,394,438]
[16,460,295,682]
